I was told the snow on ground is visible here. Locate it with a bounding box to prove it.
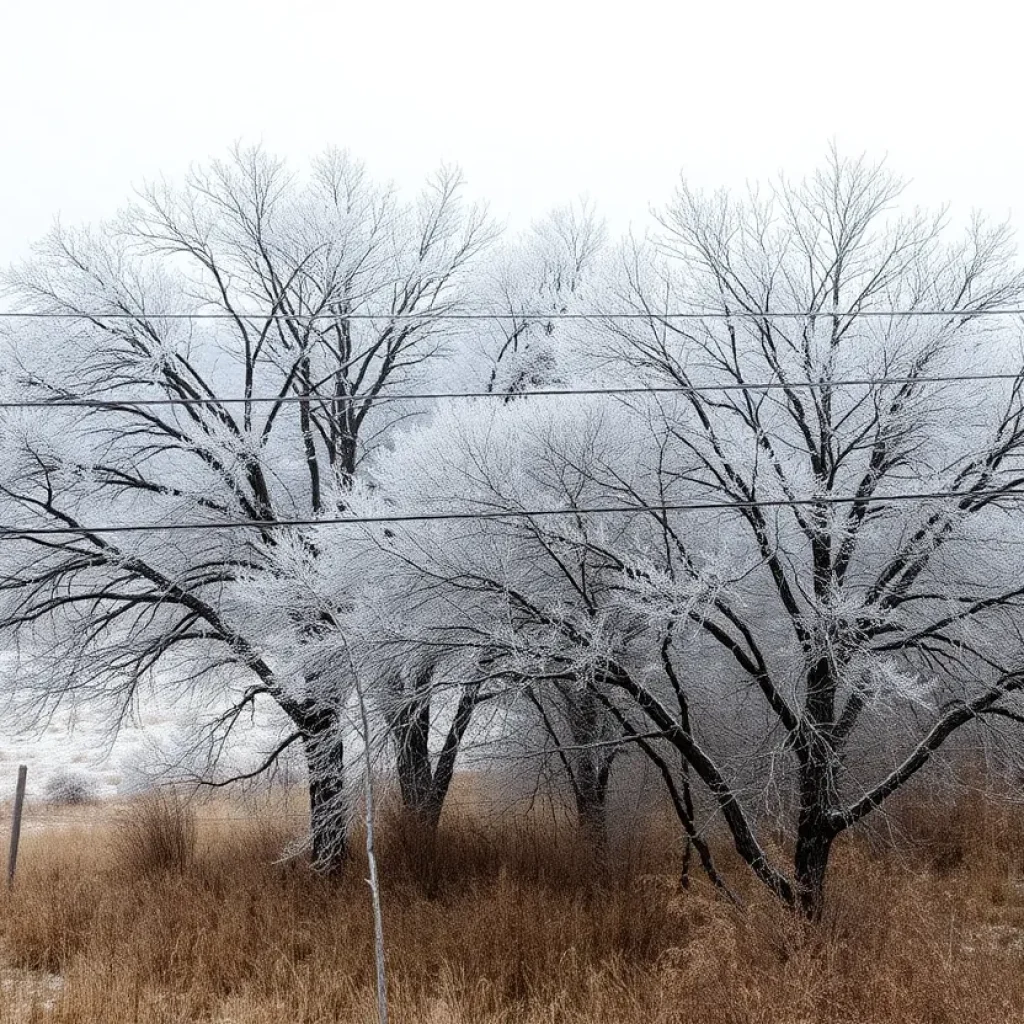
[0,966,63,1018]
[0,655,299,804]
[0,702,293,804]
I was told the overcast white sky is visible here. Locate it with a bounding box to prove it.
[1,0,1020,266]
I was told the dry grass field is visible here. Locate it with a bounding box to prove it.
[2,784,1024,1023]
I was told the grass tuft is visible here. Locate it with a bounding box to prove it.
[110,790,197,878]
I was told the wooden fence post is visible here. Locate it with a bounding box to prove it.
[7,764,27,888]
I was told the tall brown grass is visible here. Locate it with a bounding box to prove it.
[109,792,197,878]
[1,786,1023,1023]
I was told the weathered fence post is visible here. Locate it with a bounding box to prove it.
[7,764,27,888]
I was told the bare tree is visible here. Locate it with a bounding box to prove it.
[592,149,1024,914]
[475,199,605,396]
[0,145,494,872]
[361,152,1024,915]
[354,400,712,865]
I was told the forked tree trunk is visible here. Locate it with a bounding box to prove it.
[392,679,480,833]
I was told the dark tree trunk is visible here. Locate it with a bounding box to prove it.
[301,707,347,876]
[529,684,617,846]
[569,689,614,846]
[572,745,613,849]
[421,682,480,828]
[793,662,840,918]
[391,676,480,834]
[672,660,696,887]
[793,814,836,919]
[395,697,433,817]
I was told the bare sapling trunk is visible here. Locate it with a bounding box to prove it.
[355,676,389,1024]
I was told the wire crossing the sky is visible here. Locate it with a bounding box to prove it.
[3,308,1023,536]
[2,487,1021,537]
[1,307,1024,321]
[3,373,1023,410]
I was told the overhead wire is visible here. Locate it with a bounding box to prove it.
[2,371,1024,409]
[2,487,1022,537]
[0,308,1023,321]
[2,306,1023,535]
[1,306,1020,407]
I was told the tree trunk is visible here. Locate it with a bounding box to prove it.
[302,709,347,875]
[792,652,841,917]
[394,698,433,818]
[793,736,839,918]
[572,747,612,849]
[793,818,835,919]
[568,689,613,848]
[679,766,694,888]
[392,679,480,834]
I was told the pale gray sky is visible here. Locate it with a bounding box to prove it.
[1,0,1020,265]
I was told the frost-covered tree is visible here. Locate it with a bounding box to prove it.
[350,400,699,856]
[473,199,605,396]
[358,152,1024,915]
[5,145,1024,916]
[590,150,1024,914]
[0,144,493,871]
[340,199,620,839]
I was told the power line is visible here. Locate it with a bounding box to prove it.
[3,372,1023,411]
[0,308,1023,322]
[2,487,1021,537]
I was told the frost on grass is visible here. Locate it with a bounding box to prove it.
[0,966,63,1018]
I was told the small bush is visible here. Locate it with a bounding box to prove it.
[43,769,98,806]
[112,790,197,877]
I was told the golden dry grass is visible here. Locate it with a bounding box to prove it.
[1,785,1023,1023]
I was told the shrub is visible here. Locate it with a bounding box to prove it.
[43,769,98,806]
